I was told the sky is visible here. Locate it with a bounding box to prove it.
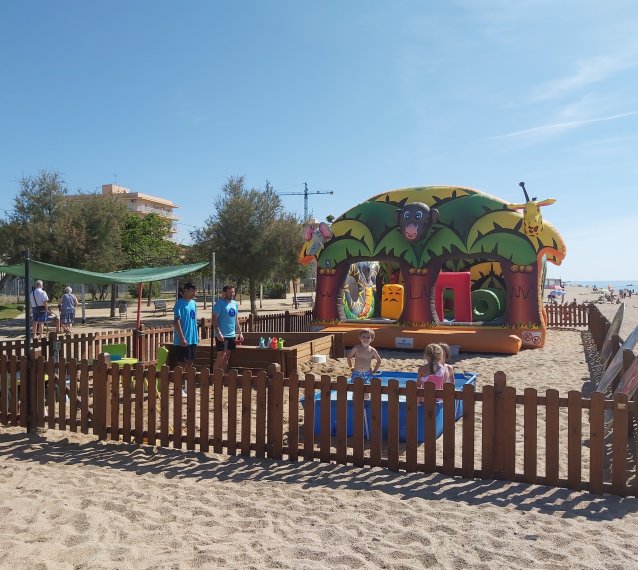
[1,1,637,281]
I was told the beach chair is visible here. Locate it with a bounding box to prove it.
[102,343,128,361]
[102,344,147,391]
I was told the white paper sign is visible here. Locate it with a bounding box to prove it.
[395,337,414,349]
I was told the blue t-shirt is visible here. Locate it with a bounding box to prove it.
[213,299,239,338]
[173,298,199,345]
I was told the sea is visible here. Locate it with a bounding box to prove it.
[562,280,638,292]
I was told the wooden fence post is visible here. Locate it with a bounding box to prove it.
[140,324,147,362]
[623,349,636,438]
[47,331,59,360]
[493,371,507,478]
[92,360,108,440]
[284,310,291,332]
[611,392,629,496]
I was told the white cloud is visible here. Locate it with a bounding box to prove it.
[531,52,638,102]
[487,110,638,142]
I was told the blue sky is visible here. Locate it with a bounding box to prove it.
[1,1,637,281]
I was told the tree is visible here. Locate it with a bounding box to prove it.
[121,213,180,268]
[0,170,68,265]
[121,213,181,306]
[58,191,129,300]
[269,213,309,309]
[0,171,127,298]
[192,176,300,316]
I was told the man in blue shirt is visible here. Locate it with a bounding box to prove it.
[212,284,243,371]
[173,282,199,375]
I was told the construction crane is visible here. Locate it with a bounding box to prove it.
[279,182,334,223]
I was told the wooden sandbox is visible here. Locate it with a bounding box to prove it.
[189,332,345,376]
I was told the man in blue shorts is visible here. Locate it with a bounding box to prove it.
[30,280,49,339]
[173,282,199,380]
[212,285,244,372]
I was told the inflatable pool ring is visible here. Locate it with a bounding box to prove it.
[492,288,506,311]
[471,288,505,322]
[342,262,377,319]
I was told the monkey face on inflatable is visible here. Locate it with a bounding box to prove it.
[398,202,439,241]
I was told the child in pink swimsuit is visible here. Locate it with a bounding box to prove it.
[417,343,445,402]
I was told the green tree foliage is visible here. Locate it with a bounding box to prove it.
[58,192,129,272]
[0,172,129,298]
[121,213,181,269]
[121,213,181,306]
[0,170,68,265]
[0,171,129,270]
[192,176,304,315]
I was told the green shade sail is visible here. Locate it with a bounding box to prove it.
[1,260,209,285]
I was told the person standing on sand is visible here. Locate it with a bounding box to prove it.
[172,282,199,387]
[212,285,244,372]
[347,328,382,382]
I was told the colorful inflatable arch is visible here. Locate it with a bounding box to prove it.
[299,185,566,352]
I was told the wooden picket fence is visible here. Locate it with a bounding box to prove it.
[2,355,636,497]
[587,303,622,349]
[544,302,590,328]
[0,326,174,363]
[199,310,314,339]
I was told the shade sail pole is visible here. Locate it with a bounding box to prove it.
[24,249,31,357]
[80,284,86,323]
[212,252,216,302]
[24,249,36,433]
[136,283,143,329]
[135,282,143,360]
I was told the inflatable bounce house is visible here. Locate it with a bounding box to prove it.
[299,184,566,354]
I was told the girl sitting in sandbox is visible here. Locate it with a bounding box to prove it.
[417,343,450,402]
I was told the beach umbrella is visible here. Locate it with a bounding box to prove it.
[549,284,564,290]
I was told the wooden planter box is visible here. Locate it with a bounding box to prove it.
[190,332,345,376]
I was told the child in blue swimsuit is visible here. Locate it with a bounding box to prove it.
[347,328,382,383]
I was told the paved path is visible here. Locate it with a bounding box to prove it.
[0,293,314,340]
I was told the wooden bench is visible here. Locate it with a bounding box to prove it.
[153,300,167,316]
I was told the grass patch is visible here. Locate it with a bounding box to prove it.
[0,303,23,320]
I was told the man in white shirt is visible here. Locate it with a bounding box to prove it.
[30,280,49,339]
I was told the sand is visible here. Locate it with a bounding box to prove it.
[1,285,638,568]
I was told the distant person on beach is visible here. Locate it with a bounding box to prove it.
[172,282,198,383]
[212,285,243,372]
[347,328,382,382]
[29,280,49,339]
[59,286,78,334]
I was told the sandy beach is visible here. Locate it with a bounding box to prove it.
[1,285,637,569]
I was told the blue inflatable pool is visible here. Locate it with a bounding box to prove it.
[306,371,477,443]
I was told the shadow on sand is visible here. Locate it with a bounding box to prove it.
[0,429,634,523]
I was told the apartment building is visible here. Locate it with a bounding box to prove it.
[67,184,180,235]
[101,184,179,235]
